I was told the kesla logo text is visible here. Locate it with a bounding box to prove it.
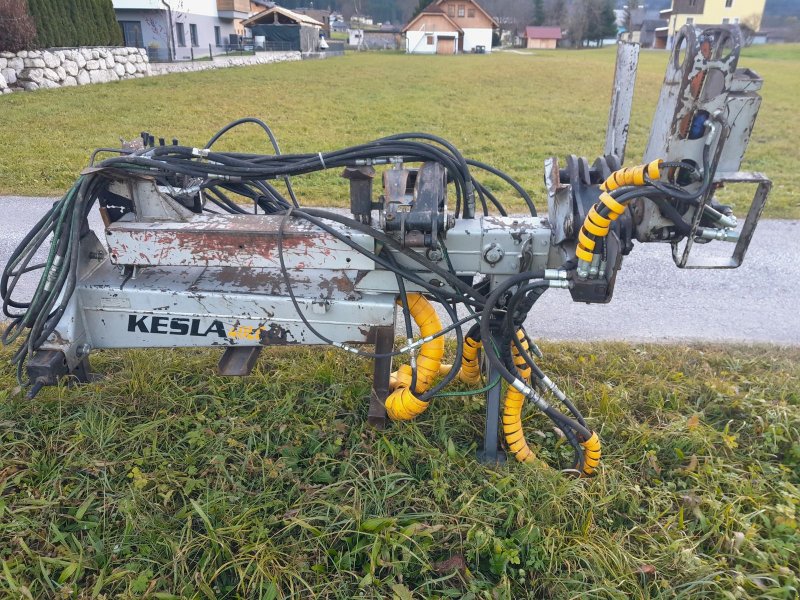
[127,315,227,337]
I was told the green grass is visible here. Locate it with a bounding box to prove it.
[0,342,798,598]
[0,46,798,218]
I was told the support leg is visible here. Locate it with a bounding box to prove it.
[368,326,393,429]
[477,334,507,464]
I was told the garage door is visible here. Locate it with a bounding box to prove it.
[436,37,455,55]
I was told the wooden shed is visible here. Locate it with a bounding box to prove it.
[241,6,324,52]
[523,26,562,49]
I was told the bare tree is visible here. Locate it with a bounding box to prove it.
[544,0,566,27]
[0,0,36,52]
[739,14,760,46]
[565,0,588,46]
[483,0,534,38]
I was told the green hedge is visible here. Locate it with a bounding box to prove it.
[26,0,122,48]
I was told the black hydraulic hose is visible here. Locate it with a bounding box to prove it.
[472,178,508,216]
[501,283,588,428]
[418,295,464,401]
[204,116,299,207]
[298,208,487,306]
[383,249,418,391]
[478,272,591,442]
[290,209,482,306]
[466,158,536,216]
[276,208,479,360]
[503,295,589,430]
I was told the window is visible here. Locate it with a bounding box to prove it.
[426,34,434,45]
[688,0,696,6]
[468,8,475,17]
[733,17,739,23]
[119,21,143,48]
[722,17,729,24]
[176,22,186,47]
[686,17,694,24]
[725,0,733,7]
[214,25,221,46]
[458,4,465,17]
[448,4,455,16]
[190,24,199,47]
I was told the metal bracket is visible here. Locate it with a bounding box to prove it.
[476,333,507,465]
[672,171,771,268]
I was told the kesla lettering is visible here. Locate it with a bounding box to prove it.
[127,315,226,337]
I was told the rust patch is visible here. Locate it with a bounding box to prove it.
[259,323,297,345]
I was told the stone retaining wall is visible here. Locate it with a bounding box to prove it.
[0,48,328,94]
[0,47,149,93]
[148,51,302,76]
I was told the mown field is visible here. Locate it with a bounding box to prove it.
[1,45,799,599]
[0,342,798,598]
[0,45,798,217]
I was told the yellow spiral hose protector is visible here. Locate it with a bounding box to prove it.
[385,293,445,421]
[502,330,539,463]
[580,432,602,477]
[459,336,483,385]
[577,160,663,262]
[599,159,662,192]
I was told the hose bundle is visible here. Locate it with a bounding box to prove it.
[2,118,604,475]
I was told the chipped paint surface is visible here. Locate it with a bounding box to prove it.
[106,214,375,270]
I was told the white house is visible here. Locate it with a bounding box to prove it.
[402,0,497,54]
[112,0,249,61]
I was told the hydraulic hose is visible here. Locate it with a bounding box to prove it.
[575,160,664,276]
[459,324,482,385]
[502,329,538,463]
[385,293,445,421]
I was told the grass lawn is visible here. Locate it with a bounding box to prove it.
[0,342,798,598]
[1,44,799,599]
[0,45,798,218]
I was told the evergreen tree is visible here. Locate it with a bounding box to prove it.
[59,0,79,46]
[93,0,107,43]
[82,0,100,45]
[103,0,122,44]
[39,0,58,46]
[411,0,434,19]
[25,0,44,46]
[25,0,123,47]
[598,0,618,42]
[533,0,545,26]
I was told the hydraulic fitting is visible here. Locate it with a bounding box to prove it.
[697,228,739,243]
[544,269,568,280]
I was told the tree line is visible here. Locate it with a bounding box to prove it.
[483,0,617,47]
[0,0,121,52]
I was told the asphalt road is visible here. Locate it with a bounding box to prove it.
[2,196,798,345]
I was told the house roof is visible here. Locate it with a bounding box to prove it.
[524,26,562,40]
[433,0,498,28]
[402,0,497,33]
[242,6,324,28]
[402,11,463,33]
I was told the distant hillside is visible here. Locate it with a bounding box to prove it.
[765,0,800,17]
[617,0,797,16]
[616,0,670,10]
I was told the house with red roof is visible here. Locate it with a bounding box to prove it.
[402,0,497,54]
[523,26,562,49]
